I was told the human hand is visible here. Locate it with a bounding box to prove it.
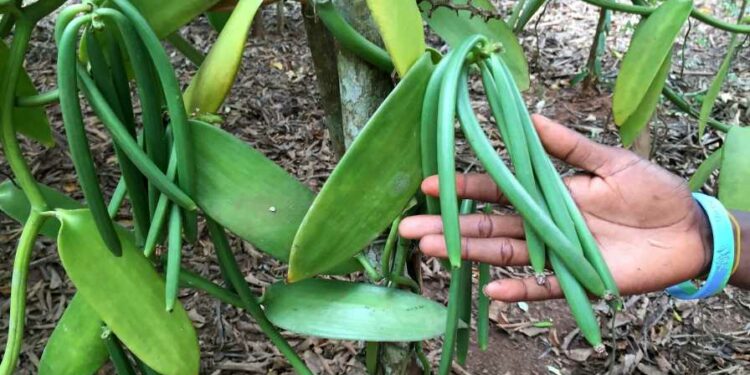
[400,115,712,302]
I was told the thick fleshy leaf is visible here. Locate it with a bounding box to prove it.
[56,209,199,375]
[192,120,360,273]
[129,0,221,39]
[689,147,723,192]
[184,0,262,115]
[613,0,692,125]
[288,53,434,282]
[698,34,739,138]
[263,279,448,341]
[0,180,80,237]
[366,0,425,77]
[718,127,750,211]
[38,294,108,375]
[618,53,671,147]
[420,0,529,91]
[0,41,54,147]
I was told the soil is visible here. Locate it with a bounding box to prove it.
[1,1,750,374]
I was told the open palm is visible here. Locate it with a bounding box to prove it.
[400,115,711,302]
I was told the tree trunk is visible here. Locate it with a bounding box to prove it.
[301,2,346,158]
[330,1,416,374]
[333,0,392,147]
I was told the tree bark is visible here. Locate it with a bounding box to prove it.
[301,2,347,158]
[333,0,392,147]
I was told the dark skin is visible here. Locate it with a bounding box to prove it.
[400,115,750,302]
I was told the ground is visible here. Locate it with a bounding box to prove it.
[1,1,749,374]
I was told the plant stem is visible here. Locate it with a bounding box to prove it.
[165,32,205,67]
[101,327,137,375]
[508,0,527,28]
[365,341,379,375]
[14,88,59,107]
[581,0,750,34]
[583,8,609,88]
[207,218,313,375]
[662,86,733,132]
[356,253,384,282]
[0,17,47,211]
[107,177,127,218]
[178,268,243,307]
[380,216,401,279]
[0,12,16,37]
[0,211,46,374]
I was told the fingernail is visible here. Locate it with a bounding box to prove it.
[483,282,500,298]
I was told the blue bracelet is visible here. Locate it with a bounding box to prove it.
[666,193,735,300]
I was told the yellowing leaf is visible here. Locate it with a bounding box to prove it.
[366,0,426,77]
[183,0,262,115]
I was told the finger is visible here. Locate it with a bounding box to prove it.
[399,213,524,239]
[421,174,508,204]
[531,114,638,177]
[419,235,529,266]
[483,276,564,302]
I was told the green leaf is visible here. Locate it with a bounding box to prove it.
[0,41,54,147]
[718,126,750,211]
[420,0,529,91]
[0,180,80,238]
[689,146,723,192]
[184,0,262,115]
[56,209,200,375]
[698,34,739,138]
[206,11,231,32]
[263,279,448,341]
[618,52,671,147]
[0,121,359,274]
[288,53,434,282]
[39,294,108,375]
[191,119,360,274]
[613,0,692,125]
[366,0,426,77]
[128,0,222,39]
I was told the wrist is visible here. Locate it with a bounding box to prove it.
[694,200,714,278]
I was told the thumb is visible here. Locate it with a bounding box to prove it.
[531,114,636,176]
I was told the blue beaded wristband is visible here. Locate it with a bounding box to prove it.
[666,193,735,300]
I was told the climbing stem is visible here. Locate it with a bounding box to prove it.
[0,211,47,374]
[15,88,60,107]
[0,17,47,210]
[581,0,750,34]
